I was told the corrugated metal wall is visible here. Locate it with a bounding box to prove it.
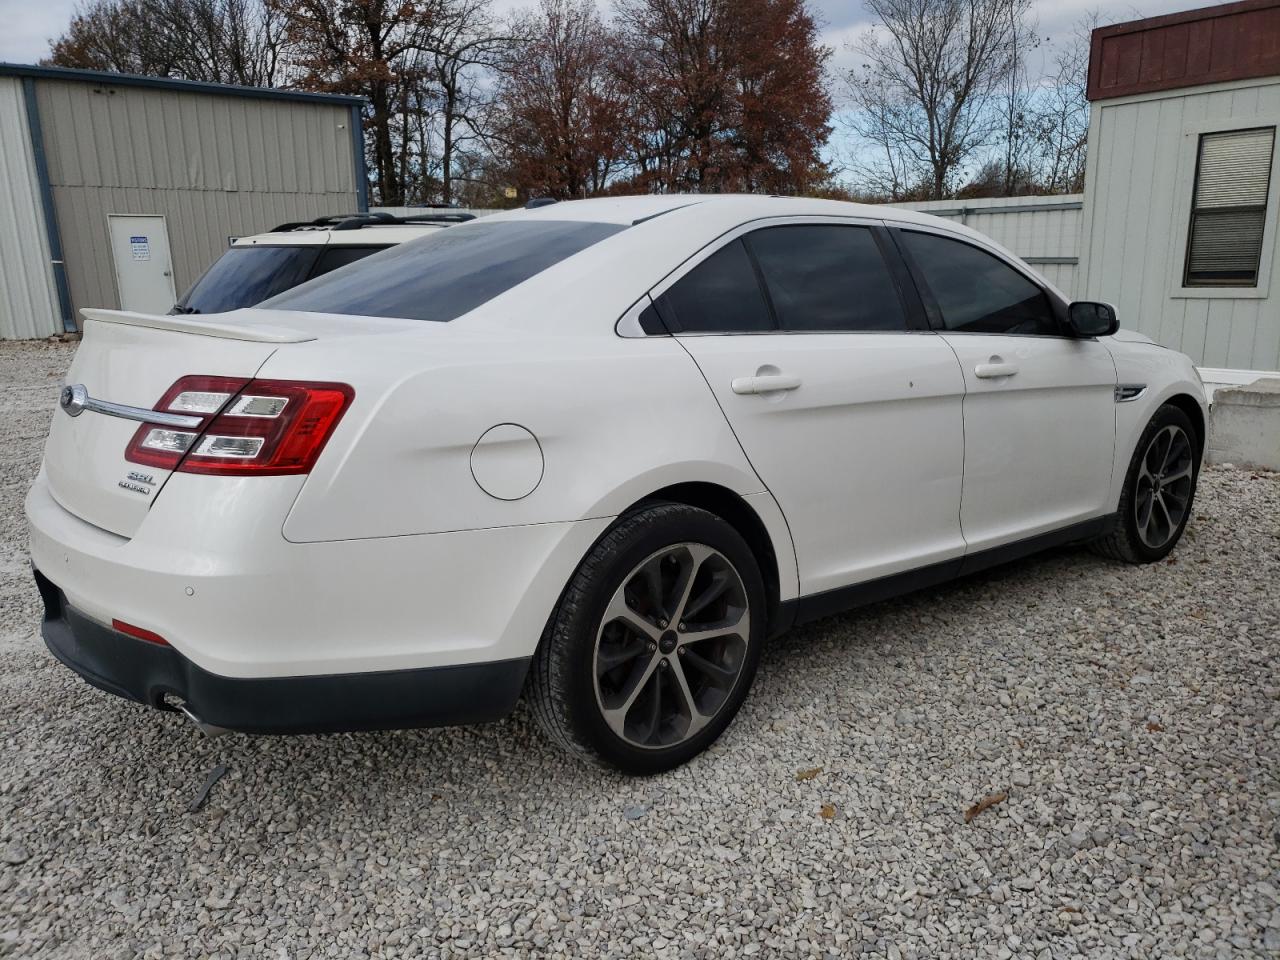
[885,194,1084,298]
[0,78,60,339]
[1080,78,1280,373]
[34,78,359,316]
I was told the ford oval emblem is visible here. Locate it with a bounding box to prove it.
[60,384,88,417]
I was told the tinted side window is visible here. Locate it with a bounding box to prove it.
[312,245,389,278]
[660,239,774,333]
[745,225,907,332]
[900,231,1058,336]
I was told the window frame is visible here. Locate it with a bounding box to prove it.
[634,215,931,337]
[1181,125,1276,290]
[887,224,1073,340]
[1168,112,1280,301]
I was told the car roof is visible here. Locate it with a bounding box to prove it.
[232,222,449,247]
[484,193,964,230]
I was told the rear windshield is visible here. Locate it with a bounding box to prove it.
[260,220,626,322]
[175,244,390,314]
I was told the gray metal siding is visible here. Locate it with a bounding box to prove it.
[1079,79,1280,373]
[34,79,359,315]
[0,78,60,339]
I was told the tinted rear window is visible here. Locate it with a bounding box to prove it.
[313,245,390,277]
[176,246,320,314]
[261,220,626,322]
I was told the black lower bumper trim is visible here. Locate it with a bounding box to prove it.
[34,568,530,735]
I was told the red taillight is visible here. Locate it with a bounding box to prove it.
[124,376,354,477]
[112,619,169,646]
[123,376,250,470]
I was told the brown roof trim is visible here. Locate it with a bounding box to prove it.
[1087,0,1280,102]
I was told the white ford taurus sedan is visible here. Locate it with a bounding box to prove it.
[28,195,1207,772]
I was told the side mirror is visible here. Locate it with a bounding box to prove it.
[1066,301,1119,338]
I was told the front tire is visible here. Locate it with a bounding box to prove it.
[527,503,766,774]
[1092,403,1200,563]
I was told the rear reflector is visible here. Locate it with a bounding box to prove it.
[124,376,354,476]
[112,619,169,646]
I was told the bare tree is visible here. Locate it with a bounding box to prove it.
[1024,12,1100,194]
[848,0,1034,200]
[418,0,513,205]
[993,6,1042,196]
[47,0,289,87]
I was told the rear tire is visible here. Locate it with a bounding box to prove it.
[1091,403,1200,563]
[527,503,766,774]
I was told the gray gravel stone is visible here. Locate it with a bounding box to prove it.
[1,340,1278,958]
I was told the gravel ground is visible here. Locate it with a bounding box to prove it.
[1,339,1278,960]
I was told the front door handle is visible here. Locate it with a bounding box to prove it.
[974,361,1019,379]
[731,374,802,395]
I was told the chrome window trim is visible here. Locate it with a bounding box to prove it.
[615,295,658,338]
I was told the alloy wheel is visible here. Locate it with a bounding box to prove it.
[592,543,751,750]
[1135,424,1194,549]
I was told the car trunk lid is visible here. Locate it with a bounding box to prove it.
[43,310,305,538]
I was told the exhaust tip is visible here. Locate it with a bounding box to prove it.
[163,695,229,738]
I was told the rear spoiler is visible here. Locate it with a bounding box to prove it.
[80,308,316,344]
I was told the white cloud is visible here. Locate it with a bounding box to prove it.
[0,0,78,63]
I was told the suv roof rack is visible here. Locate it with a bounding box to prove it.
[393,213,476,226]
[268,211,476,233]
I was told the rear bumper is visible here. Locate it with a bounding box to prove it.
[26,469,610,678]
[35,568,528,734]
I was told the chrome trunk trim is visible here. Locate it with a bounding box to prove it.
[59,384,203,428]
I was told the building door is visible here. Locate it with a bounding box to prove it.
[107,215,177,313]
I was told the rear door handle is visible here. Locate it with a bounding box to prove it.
[974,362,1019,379]
[731,374,802,395]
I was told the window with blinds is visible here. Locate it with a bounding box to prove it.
[1184,127,1276,287]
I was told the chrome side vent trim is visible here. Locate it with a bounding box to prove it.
[1115,384,1147,403]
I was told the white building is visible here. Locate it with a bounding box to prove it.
[1078,0,1280,389]
[894,2,1280,392]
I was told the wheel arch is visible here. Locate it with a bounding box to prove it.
[624,481,794,636]
[1162,392,1206,459]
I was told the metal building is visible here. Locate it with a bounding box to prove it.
[1078,0,1280,387]
[0,64,367,339]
